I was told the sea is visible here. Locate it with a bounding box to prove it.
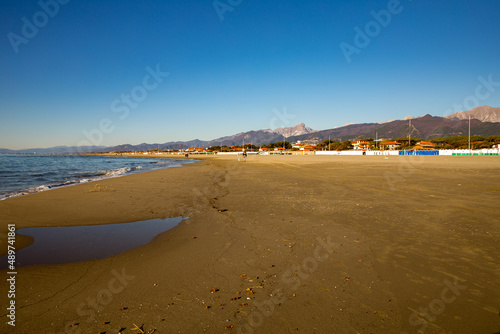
[0,154,192,201]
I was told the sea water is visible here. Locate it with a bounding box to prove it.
[0,154,192,200]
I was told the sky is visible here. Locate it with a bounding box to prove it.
[1,0,499,149]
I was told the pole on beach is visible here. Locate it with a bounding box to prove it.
[409,119,411,152]
[468,115,471,152]
[283,134,286,154]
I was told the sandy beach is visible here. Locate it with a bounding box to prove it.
[1,155,499,333]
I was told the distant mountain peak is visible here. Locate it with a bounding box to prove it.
[444,105,500,122]
[271,123,316,137]
[402,115,423,121]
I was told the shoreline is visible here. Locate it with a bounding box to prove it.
[0,155,499,333]
[0,154,196,202]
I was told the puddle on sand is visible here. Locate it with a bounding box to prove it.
[0,217,185,269]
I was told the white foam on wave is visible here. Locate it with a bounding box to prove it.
[105,166,132,177]
[36,185,50,192]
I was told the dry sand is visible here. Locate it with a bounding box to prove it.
[0,155,499,333]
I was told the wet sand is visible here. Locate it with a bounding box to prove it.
[0,155,499,333]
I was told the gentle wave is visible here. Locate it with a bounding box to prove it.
[105,166,132,177]
[0,167,134,200]
[0,156,192,201]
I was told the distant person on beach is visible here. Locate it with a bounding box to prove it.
[242,149,247,162]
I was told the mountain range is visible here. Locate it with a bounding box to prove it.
[2,105,499,153]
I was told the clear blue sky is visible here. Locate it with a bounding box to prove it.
[1,0,499,149]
